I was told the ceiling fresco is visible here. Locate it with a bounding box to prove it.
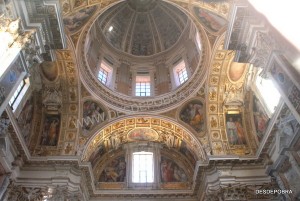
[82,116,207,162]
[63,5,98,33]
[193,6,227,33]
[95,1,188,56]
[0,0,300,201]
[206,35,255,156]
[0,3,267,191]
[13,0,261,162]
[179,99,206,135]
[26,40,81,157]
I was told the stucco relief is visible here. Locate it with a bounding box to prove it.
[17,96,34,146]
[82,116,207,164]
[270,54,300,118]
[207,37,253,156]
[32,44,80,156]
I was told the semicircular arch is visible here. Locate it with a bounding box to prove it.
[81,114,208,163]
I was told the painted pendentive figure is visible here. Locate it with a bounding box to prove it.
[180,100,205,132]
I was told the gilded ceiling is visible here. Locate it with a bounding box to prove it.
[5,0,294,198]
[2,0,300,200]
[17,0,235,163]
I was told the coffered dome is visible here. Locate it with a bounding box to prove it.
[97,0,188,56]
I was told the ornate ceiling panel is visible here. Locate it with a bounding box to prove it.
[81,116,207,163]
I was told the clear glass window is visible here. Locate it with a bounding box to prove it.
[132,152,154,183]
[173,60,188,86]
[177,67,188,84]
[98,67,108,85]
[135,75,151,96]
[9,79,26,109]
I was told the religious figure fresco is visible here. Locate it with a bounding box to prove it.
[63,6,97,33]
[225,113,246,145]
[253,95,269,141]
[99,156,126,182]
[89,143,106,167]
[17,97,34,145]
[40,114,60,146]
[179,100,205,132]
[179,141,197,166]
[127,128,159,141]
[82,100,105,132]
[193,7,227,33]
[160,156,187,182]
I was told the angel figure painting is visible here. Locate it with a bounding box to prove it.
[193,7,227,33]
[40,114,60,146]
[180,100,205,132]
[82,100,105,132]
[253,95,269,141]
[17,97,34,146]
[160,156,187,183]
[99,156,126,182]
[225,113,246,145]
[63,6,97,33]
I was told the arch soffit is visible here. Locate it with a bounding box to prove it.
[82,115,208,163]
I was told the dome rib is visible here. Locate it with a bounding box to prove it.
[148,13,163,53]
[98,0,189,57]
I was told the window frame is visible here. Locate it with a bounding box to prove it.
[135,75,151,97]
[97,67,108,85]
[177,67,188,85]
[9,79,26,110]
[97,60,113,87]
[132,151,154,183]
[173,59,189,87]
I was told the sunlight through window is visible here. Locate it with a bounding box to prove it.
[132,152,154,183]
[249,0,300,51]
[178,67,188,84]
[256,75,281,114]
[174,60,188,86]
[135,75,151,96]
[98,67,108,85]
